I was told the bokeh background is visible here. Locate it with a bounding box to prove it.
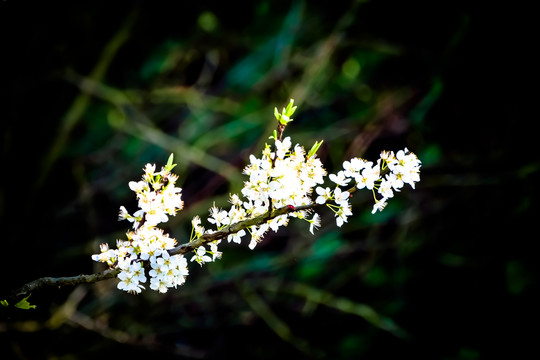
[1,1,536,359]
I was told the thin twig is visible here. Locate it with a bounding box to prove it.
[8,269,120,304]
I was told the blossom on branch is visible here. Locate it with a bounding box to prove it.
[91,99,421,295]
[92,158,187,294]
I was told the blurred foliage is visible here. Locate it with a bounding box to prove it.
[1,0,537,359]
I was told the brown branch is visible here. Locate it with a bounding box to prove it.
[4,203,325,306]
[266,121,287,219]
[5,269,120,306]
[169,202,323,256]
[4,175,362,309]
[5,183,362,306]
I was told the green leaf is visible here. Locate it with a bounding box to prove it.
[1,299,8,307]
[285,99,297,117]
[14,295,36,310]
[289,106,297,116]
[269,129,278,140]
[165,153,177,171]
[307,140,323,158]
[274,99,297,125]
[274,107,281,121]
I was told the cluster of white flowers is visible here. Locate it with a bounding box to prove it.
[186,102,420,261]
[92,159,188,294]
[242,137,327,246]
[119,163,184,228]
[318,148,421,227]
[91,99,421,295]
[189,136,327,252]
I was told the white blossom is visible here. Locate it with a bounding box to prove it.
[315,186,332,204]
[274,136,292,159]
[191,215,205,239]
[372,198,388,214]
[355,161,379,190]
[378,178,395,199]
[343,157,367,177]
[208,205,230,228]
[228,229,246,244]
[333,187,350,206]
[335,202,352,227]
[309,213,321,234]
[329,170,351,187]
[190,246,213,265]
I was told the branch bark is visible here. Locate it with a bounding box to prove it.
[5,269,120,306]
[169,202,321,255]
[5,202,324,305]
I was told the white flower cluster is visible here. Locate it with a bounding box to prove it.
[242,137,326,247]
[121,163,184,228]
[317,148,421,226]
[90,100,422,296]
[92,162,188,294]
[189,136,327,252]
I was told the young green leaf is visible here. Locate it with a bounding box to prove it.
[14,295,36,310]
[307,140,324,158]
[165,153,177,171]
[274,99,296,125]
[285,98,297,117]
[274,107,281,121]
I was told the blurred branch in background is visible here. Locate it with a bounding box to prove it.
[238,282,320,357]
[63,71,243,184]
[37,8,139,187]
[260,279,407,338]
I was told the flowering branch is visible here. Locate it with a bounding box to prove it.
[170,202,322,256]
[4,203,318,307]
[3,99,421,307]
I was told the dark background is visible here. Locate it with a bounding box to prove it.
[1,1,537,359]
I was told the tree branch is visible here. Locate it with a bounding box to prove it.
[5,181,364,306]
[169,202,322,256]
[5,269,120,306]
[4,203,325,305]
